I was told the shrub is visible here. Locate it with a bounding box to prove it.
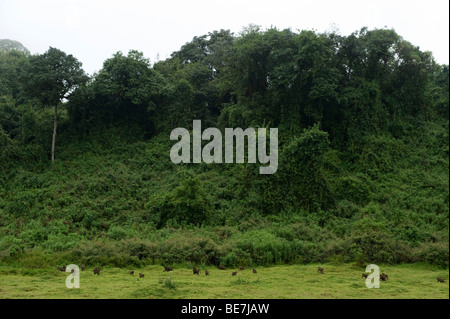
[107,225,136,240]
[146,171,211,228]
[233,230,294,265]
[0,236,24,257]
[121,238,158,262]
[413,241,449,268]
[161,231,219,264]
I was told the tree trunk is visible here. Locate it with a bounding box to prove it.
[51,104,57,162]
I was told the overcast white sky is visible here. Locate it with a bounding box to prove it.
[0,0,448,75]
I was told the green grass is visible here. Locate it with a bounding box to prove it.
[0,263,448,299]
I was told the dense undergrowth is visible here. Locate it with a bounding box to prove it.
[0,27,448,269]
[1,119,448,269]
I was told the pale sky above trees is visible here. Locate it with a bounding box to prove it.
[0,0,448,75]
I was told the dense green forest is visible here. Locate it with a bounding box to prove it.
[0,26,448,269]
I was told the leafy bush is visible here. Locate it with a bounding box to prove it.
[146,171,211,228]
[413,242,449,268]
[160,231,219,264]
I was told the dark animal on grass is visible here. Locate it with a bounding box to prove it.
[163,266,173,272]
[362,273,368,279]
[380,273,388,281]
[239,266,245,271]
[437,277,445,283]
[232,271,237,276]
[81,264,86,271]
[205,270,209,276]
[93,268,101,275]
[129,270,134,275]
[253,268,257,274]
[317,267,324,274]
[218,265,226,270]
[57,265,66,272]
[139,273,144,278]
[193,266,200,275]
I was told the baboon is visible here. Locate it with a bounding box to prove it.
[205,270,209,276]
[218,265,226,270]
[362,273,369,279]
[317,267,324,274]
[232,271,237,276]
[253,268,257,274]
[93,268,101,275]
[193,266,200,275]
[129,270,134,275]
[380,273,388,281]
[437,277,445,283]
[239,266,245,271]
[81,264,86,271]
[163,266,173,272]
[139,273,144,278]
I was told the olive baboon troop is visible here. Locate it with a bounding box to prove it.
[56,263,444,286]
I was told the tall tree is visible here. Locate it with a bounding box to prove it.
[22,47,87,162]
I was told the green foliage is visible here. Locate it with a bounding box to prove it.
[0,26,448,269]
[146,171,211,228]
[414,242,449,269]
[260,125,334,213]
[0,50,29,98]
[22,47,88,107]
[163,275,176,290]
[0,236,24,257]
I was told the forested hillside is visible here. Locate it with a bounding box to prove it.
[0,26,448,269]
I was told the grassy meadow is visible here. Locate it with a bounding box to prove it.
[0,263,448,299]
